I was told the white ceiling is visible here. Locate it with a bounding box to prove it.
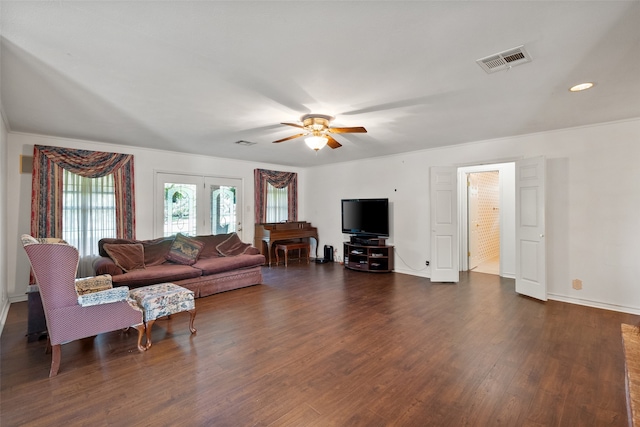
[1,1,639,167]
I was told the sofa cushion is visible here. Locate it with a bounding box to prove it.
[94,257,124,276]
[192,234,230,259]
[142,237,174,266]
[98,238,136,257]
[103,243,146,272]
[111,264,202,288]
[166,233,205,265]
[216,233,251,256]
[192,254,265,275]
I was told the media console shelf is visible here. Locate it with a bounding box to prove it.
[344,240,394,273]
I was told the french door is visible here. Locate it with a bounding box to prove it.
[431,158,546,300]
[155,173,243,238]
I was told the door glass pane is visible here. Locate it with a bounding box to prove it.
[164,183,197,236]
[210,185,237,235]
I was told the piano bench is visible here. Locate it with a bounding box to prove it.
[275,241,310,267]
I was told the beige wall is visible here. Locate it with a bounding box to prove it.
[472,171,500,264]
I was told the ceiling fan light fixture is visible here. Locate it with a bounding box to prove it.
[274,113,365,150]
[305,135,328,151]
[569,82,595,92]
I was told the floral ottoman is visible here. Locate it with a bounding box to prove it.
[129,283,196,350]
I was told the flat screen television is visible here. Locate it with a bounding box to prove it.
[341,198,389,237]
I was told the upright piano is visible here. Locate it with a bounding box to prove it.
[254,221,319,265]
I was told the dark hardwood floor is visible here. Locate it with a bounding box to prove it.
[2,263,638,426]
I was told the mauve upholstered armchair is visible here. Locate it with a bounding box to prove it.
[22,236,145,377]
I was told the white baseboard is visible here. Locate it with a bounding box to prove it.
[9,294,27,303]
[0,299,10,338]
[392,269,518,281]
[548,293,640,315]
[379,272,639,315]
[393,268,430,279]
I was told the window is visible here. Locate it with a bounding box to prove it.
[265,183,288,223]
[254,169,297,223]
[62,170,116,257]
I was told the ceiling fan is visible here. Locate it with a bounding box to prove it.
[273,114,367,151]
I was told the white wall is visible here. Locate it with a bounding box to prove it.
[305,118,640,314]
[6,132,305,303]
[0,109,9,332]
[5,118,640,315]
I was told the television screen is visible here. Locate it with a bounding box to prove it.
[341,198,389,237]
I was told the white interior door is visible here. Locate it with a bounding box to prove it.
[515,157,547,300]
[430,167,459,282]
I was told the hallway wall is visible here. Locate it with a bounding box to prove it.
[470,171,500,265]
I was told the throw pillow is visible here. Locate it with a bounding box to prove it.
[75,275,113,295]
[21,235,39,246]
[166,233,204,265]
[216,233,251,256]
[21,234,68,246]
[103,243,146,272]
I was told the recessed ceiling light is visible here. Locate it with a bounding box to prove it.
[569,82,594,92]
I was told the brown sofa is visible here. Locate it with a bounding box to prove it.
[94,233,265,298]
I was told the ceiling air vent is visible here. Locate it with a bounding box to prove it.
[235,140,257,146]
[476,45,532,74]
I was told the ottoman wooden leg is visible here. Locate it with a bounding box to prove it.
[145,319,156,350]
[188,309,197,334]
[135,324,146,352]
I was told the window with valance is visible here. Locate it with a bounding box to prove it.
[254,169,297,223]
[30,145,136,257]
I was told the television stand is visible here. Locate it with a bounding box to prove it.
[350,236,386,246]
[344,241,394,273]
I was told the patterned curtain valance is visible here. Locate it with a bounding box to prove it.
[30,145,136,240]
[254,169,298,223]
[35,145,133,178]
[257,169,297,189]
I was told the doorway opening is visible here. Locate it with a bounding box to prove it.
[458,162,516,279]
[467,171,500,275]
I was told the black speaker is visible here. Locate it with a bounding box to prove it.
[324,245,334,262]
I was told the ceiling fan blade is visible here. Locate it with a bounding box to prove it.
[328,126,367,134]
[340,91,458,116]
[326,135,342,149]
[281,122,305,129]
[273,133,306,143]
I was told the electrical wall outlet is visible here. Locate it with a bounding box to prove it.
[572,279,582,290]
